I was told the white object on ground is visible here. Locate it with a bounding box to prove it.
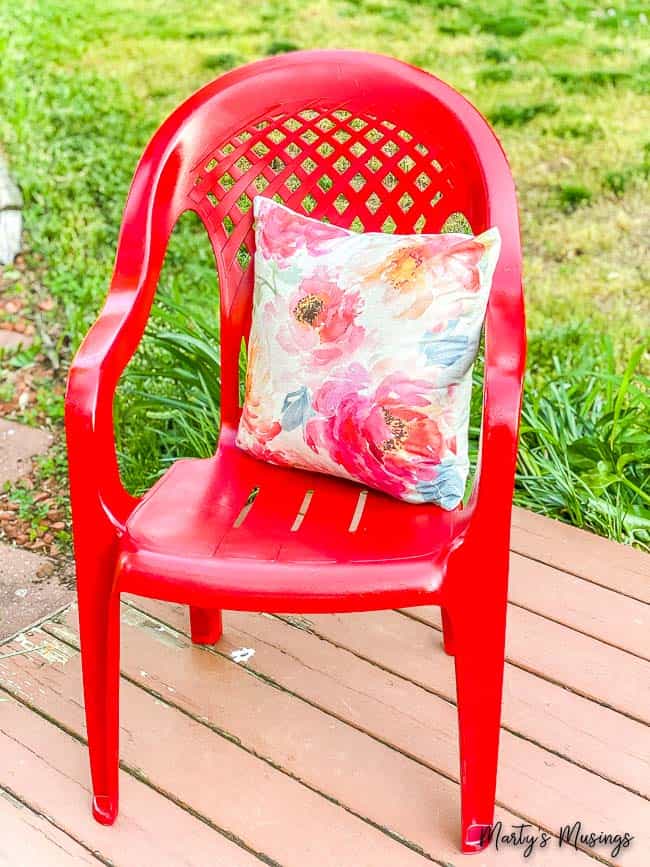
[230,647,255,663]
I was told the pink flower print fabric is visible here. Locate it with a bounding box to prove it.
[236,197,501,508]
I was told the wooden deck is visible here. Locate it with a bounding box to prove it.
[1,506,648,866]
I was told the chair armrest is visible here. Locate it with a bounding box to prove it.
[65,288,149,531]
[65,127,189,534]
[465,275,526,543]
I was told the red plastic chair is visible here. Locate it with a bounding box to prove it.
[65,49,525,853]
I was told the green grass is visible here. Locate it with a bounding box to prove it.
[1,0,649,546]
[488,101,559,127]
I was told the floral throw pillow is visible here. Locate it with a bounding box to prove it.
[235,197,501,509]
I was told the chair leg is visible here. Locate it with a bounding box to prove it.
[77,566,121,826]
[451,604,506,853]
[441,607,455,655]
[189,606,223,645]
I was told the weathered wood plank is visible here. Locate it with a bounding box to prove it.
[150,599,648,800]
[52,603,619,864]
[0,791,101,866]
[1,628,433,867]
[509,552,650,660]
[133,598,650,798]
[404,605,650,724]
[511,507,650,603]
[0,693,262,867]
[119,598,649,865]
[38,611,539,867]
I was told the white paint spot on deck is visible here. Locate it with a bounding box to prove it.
[12,632,75,666]
[230,647,255,664]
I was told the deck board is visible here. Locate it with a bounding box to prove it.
[511,507,650,602]
[0,791,101,866]
[53,602,641,864]
[1,507,649,865]
[130,597,650,799]
[403,604,650,723]
[1,628,435,867]
[509,551,650,659]
[115,598,650,862]
[0,693,263,867]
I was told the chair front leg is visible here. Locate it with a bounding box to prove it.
[445,552,508,853]
[76,548,121,825]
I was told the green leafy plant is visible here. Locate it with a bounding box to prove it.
[484,46,515,63]
[552,120,603,141]
[478,67,514,84]
[552,69,632,92]
[478,14,529,38]
[604,170,629,196]
[514,338,650,548]
[115,300,230,494]
[265,40,300,55]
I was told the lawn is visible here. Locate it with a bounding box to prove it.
[1,0,648,546]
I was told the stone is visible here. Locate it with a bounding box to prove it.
[0,156,23,266]
[36,561,54,579]
[0,419,53,487]
[0,545,74,642]
[0,209,22,266]
[0,158,22,210]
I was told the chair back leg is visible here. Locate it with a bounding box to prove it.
[447,588,507,852]
[441,607,455,656]
[189,606,223,645]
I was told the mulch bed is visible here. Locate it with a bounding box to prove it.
[1,252,72,564]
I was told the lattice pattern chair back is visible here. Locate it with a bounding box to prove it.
[189,102,471,285]
[111,50,519,431]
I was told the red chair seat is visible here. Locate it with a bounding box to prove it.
[119,431,463,611]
